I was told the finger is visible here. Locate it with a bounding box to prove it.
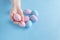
[20,13,24,21]
[17,9,24,21]
[13,21,19,24]
[18,21,26,27]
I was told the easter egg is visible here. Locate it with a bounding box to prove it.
[18,21,26,28]
[24,16,29,22]
[23,9,32,15]
[25,20,32,28]
[31,10,39,17]
[14,13,21,21]
[30,15,38,23]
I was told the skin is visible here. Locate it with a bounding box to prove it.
[10,0,25,26]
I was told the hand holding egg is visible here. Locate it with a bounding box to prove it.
[10,9,39,28]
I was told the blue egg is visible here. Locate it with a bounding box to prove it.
[31,10,39,17]
[25,20,32,28]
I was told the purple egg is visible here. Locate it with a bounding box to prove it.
[13,13,21,21]
[23,9,32,14]
[30,15,38,23]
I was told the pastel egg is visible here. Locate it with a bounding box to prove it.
[23,9,32,14]
[25,20,32,28]
[24,16,29,22]
[30,15,38,23]
[31,10,39,17]
[14,13,21,21]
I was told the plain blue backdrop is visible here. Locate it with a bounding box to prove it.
[0,0,60,40]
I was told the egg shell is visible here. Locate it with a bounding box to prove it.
[24,16,29,22]
[30,15,38,23]
[31,10,39,17]
[25,20,32,28]
[14,13,21,21]
[23,9,32,15]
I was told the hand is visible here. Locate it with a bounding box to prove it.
[10,7,25,27]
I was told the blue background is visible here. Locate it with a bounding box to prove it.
[0,0,60,40]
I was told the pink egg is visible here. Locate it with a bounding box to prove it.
[24,9,32,14]
[24,16,29,22]
[30,15,38,22]
[14,13,21,21]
